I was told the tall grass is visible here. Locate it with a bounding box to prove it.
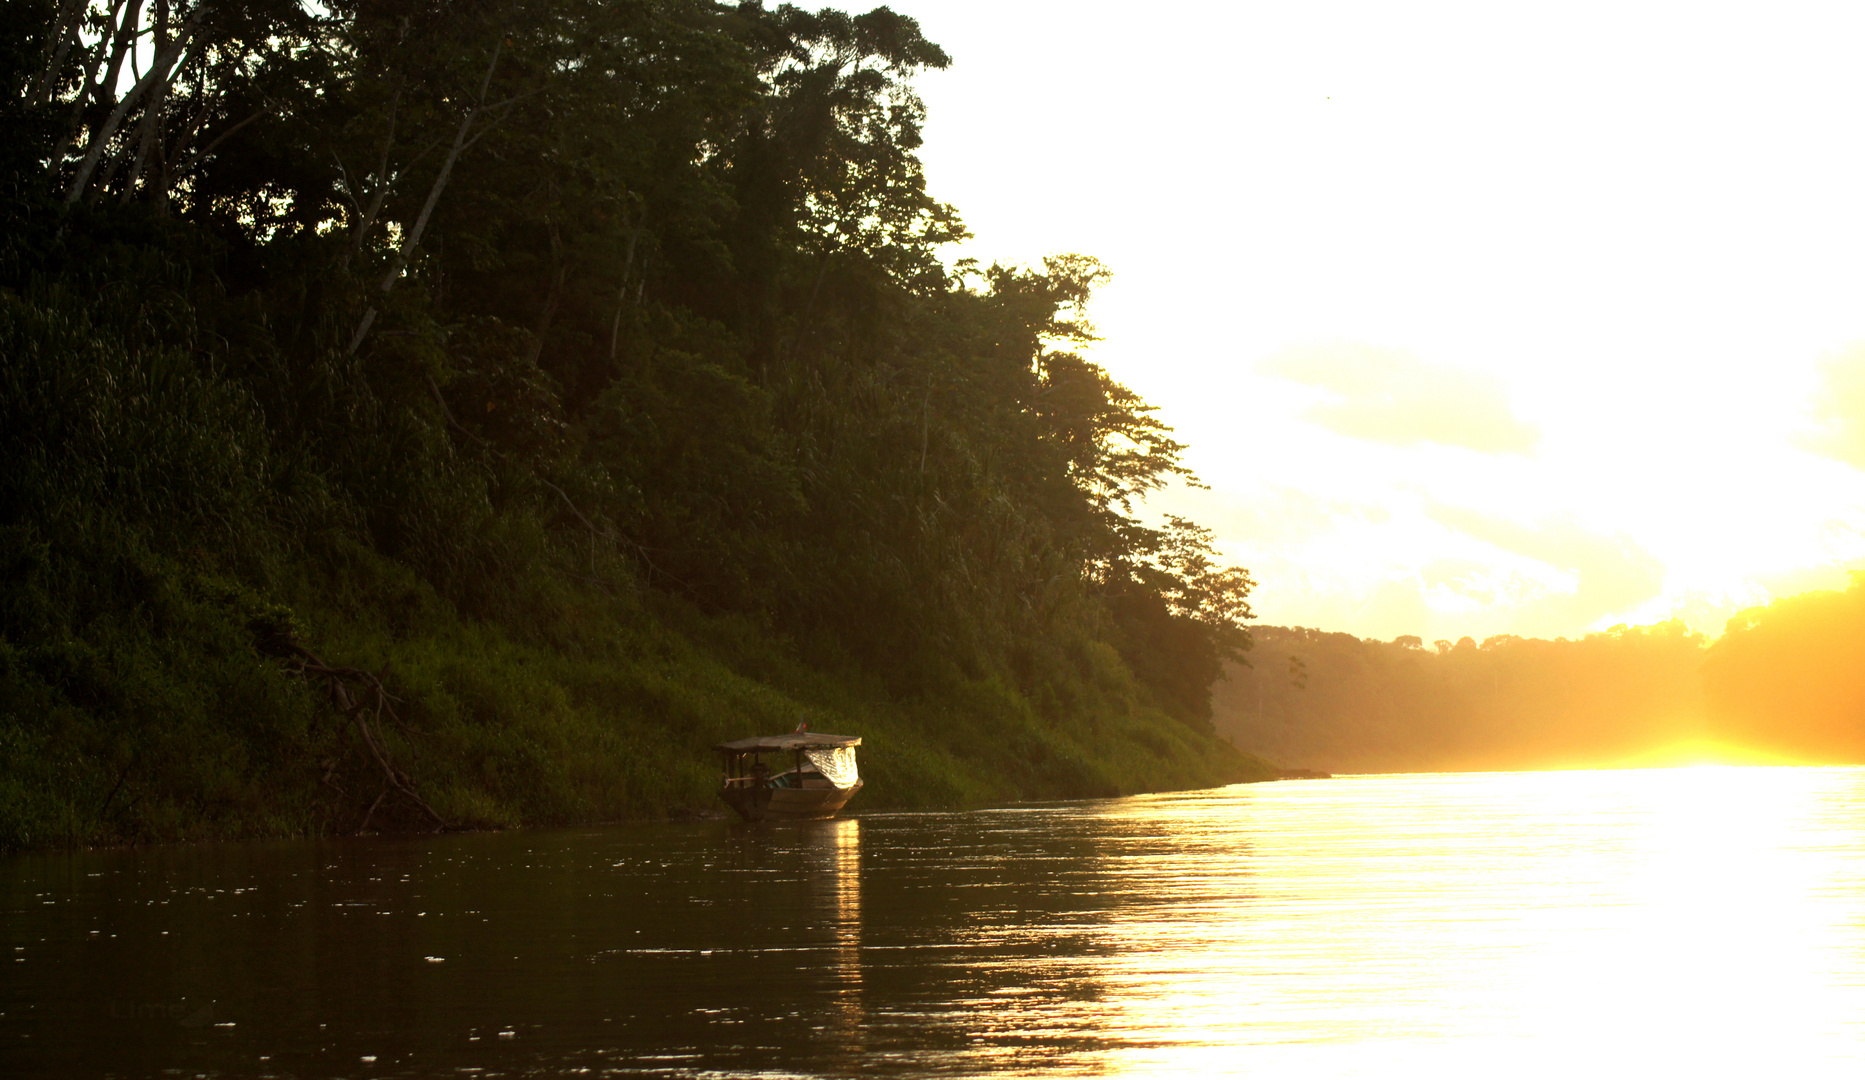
[0,277,1270,852]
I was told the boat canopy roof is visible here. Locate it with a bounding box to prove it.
[715,732,861,754]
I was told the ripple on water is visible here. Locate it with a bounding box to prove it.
[7,768,1865,1077]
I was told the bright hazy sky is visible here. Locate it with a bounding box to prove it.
[885,0,1865,643]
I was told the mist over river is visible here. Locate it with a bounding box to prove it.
[9,769,1865,1077]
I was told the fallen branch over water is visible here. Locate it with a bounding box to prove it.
[256,628,446,834]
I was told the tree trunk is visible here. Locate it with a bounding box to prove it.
[65,3,207,205]
[606,220,641,363]
[51,0,139,173]
[347,40,504,357]
[526,216,566,365]
[342,85,403,273]
[27,0,91,108]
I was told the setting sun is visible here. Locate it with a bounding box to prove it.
[893,0,1865,643]
[1618,739,1810,769]
[15,1,1865,1077]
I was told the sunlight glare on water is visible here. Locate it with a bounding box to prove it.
[7,767,1865,1078]
[1088,768,1865,1077]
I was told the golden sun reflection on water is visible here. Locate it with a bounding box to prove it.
[1089,768,1865,1078]
[802,817,866,1069]
[18,768,1865,1077]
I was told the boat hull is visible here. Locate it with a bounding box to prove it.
[720,781,862,823]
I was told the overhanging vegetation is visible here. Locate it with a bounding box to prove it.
[0,0,1270,849]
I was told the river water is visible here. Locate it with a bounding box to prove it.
[8,767,1865,1077]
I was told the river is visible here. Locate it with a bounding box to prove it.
[8,767,1865,1077]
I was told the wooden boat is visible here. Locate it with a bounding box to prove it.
[715,732,863,822]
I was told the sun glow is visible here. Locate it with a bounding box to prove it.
[1614,739,1812,770]
[890,0,1865,641]
[1078,772,1865,1077]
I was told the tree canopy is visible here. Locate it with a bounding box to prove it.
[0,0,1262,847]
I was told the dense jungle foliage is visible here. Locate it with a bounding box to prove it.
[1703,575,1865,763]
[1214,623,1711,774]
[0,0,1271,850]
[1217,589,1865,774]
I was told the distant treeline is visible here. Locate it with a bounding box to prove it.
[0,1,1267,850]
[1216,578,1865,773]
[1705,581,1865,762]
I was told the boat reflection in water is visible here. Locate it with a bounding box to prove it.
[715,732,862,822]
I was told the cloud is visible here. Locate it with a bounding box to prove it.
[1420,557,1522,606]
[1261,342,1540,455]
[1753,562,1858,602]
[1425,504,1666,634]
[1795,343,1865,469]
[1147,482,1388,547]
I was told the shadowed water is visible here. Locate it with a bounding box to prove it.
[8,767,1865,1077]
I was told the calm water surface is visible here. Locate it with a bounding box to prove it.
[8,767,1865,1077]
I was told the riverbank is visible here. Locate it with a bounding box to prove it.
[2,2,1270,852]
[0,457,1273,852]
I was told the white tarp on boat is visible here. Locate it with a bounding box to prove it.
[802,746,859,788]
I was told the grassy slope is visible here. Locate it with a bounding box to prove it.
[0,540,1274,850]
[0,286,1273,852]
